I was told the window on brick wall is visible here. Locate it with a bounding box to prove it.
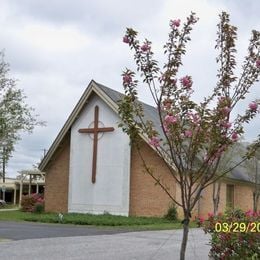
[226,184,234,209]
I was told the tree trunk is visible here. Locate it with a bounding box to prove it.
[180,218,190,260]
[253,191,259,212]
[253,192,256,212]
[213,182,221,215]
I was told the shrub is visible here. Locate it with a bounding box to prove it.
[21,193,44,213]
[164,203,178,221]
[34,203,44,214]
[201,209,260,259]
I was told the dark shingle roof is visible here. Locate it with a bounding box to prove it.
[228,168,251,182]
[96,81,164,136]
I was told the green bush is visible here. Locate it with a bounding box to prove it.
[34,203,44,214]
[201,209,260,259]
[164,203,178,221]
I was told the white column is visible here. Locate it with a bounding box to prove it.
[29,174,32,195]
[36,183,39,194]
[19,180,23,208]
[14,184,17,205]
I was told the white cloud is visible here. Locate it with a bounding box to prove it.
[22,24,89,53]
[1,0,259,177]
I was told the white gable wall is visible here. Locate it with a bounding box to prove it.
[68,94,131,216]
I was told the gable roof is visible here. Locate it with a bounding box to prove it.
[38,80,252,185]
[39,80,117,171]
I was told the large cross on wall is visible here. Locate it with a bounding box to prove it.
[78,105,114,183]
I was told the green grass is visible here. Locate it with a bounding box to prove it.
[0,204,19,209]
[0,210,197,230]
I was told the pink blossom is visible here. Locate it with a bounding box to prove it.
[256,59,260,68]
[180,76,192,89]
[122,74,132,85]
[140,43,150,52]
[231,132,239,141]
[214,145,227,159]
[123,36,130,44]
[163,124,170,133]
[208,212,214,218]
[249,102,258,112]
[164,114,178,125]
[221,121,232,129]
[149,136,160,147]
[188,112,201,124]
[245,209,254,217]
[198,216,205,223]
[222,106,231,115]
[170,19,181,28]
[184,130,193,138]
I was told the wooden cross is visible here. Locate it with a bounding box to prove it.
[78,105,114,183]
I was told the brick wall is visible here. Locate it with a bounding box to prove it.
[197,182,226,218]
[44,136,70,213]
[196,181,256,218]
[129,141,176,217]
[233,182,254,211]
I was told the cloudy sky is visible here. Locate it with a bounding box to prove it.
[1,0,259,177]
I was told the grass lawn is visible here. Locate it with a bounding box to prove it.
[0,204,19,209]
[0,210,197,230]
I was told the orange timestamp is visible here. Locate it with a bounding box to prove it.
[215,222,260,233]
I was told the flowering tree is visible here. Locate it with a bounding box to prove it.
[118,12,260,260]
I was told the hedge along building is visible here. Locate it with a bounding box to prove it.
[38,80,258,218]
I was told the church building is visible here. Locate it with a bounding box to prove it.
[39,80,257,218]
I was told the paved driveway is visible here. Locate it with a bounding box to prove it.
[0,222,210,260]
[0,221,128,240]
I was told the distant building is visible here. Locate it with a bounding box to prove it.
[0,171,45,205]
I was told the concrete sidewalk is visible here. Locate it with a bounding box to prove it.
[0,228,210,260]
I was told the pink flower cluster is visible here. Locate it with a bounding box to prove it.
[164,114,178,125]
[163,114,178,134]
[170,19,181,28]
[208,212,214,218]
[231,132,239,141]
[123,35,130,44]
[245,209,260,217]
[205,145,227,165]
[149,136,160,147]
[140,43,150,52]
[248,102,258,112]
[256,59,260,68]
[188,112,201,125]
[184,130,193,138]
[122,74,132,85]
[222,106,231,116]
[180,76,192,89]
[221,121,232,129]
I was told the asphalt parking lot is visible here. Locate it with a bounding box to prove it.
[0,221,210,260]
[0,221,128,240]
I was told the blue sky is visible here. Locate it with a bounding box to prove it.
[1,0,259,177]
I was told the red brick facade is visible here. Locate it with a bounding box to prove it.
[129,141,176,217]
[44,136,70,213]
